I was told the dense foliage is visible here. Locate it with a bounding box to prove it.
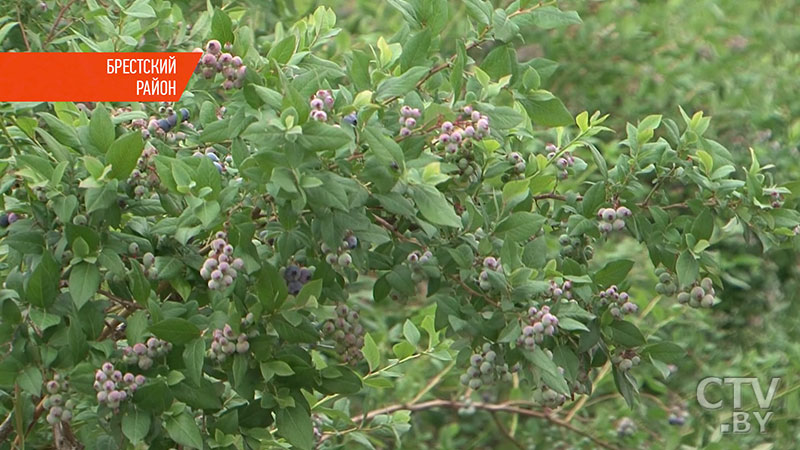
[1,1,799,449]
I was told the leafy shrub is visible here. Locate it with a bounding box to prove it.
[0,1,798,449]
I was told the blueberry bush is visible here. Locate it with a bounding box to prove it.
[1,1,799,449]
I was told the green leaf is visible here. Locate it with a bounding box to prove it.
[494,212,545,242]
[520,93,573,127]
[400,29,431,72]
[276,406,314,450]
[376,66,429,101]
[259,361,295,382]
[18,366,43,396]
[129,261,150,304]
[581,182,605,217]
[26,252,59,307]
[125,0,157,18]
[609,321,646,347]
[5,231,45,254]
[643,342,685,364]
[107,132,144,180]
[691,209,714,241]
[676,250,699,288]
[362,333,380,371]
[150,318,201,345]
[558,317,590,332]
[298,121,352,152]
[363,127,405,168]
[463,0,492,26]
[183,338,205,386]
[69,262,101,310]
[165,412,203,449]
[410,184,461,228]
[211,9,235,46]
[122,407,151,443]
[268,35,297,64]
[89,104,115,152]
[593,260,634,287]
[511,6,582,29]
[402,320,420,346]
[527,347,570,395]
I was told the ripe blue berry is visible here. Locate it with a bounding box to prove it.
[343,113,357,126]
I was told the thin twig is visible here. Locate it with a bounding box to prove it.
[43,0,77,48]
[451,274,498,307]
[16,6,30,51]
[491,411,526,450]
[98,289,144,310]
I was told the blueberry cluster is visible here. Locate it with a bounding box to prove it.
[477,256,502,291]
[518,305,559,350]
[547,279,573,301]
[308,89,336,121]
[321,304,365,366]
[459,344,516,390]
[113,105,188,141]
[144,107,191,140]
[121,337,172,370]
[194,40,247,90]
[0,212,19,227]
[434,105,491,155]
[141,251,157,280]
[192,146,229,173]
[397,105,422,137]
[407,250,433,282]
[322,235,357,268]
[611,349,641,372]
[506,152,527,178]
[535,385,567,408]
[129,144,160,199]
[676,277,716,308]
[43,374,75,425]
[209,324,250,362]
[312,414,324,443]
[93,363,145,409]
[599,285,638,318]
[280,264,315,295]
[768,190,784,208]
[654,266,678,296]
[457,396,477,416]
[616,417,637,438]
[544,147,578,181]
[668,404,689,425]
[596,206,632,234]
[557,233,592,260]
[200,232,245,291]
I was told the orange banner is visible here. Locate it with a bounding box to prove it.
[0,52,203,102]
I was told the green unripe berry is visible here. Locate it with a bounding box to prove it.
[73,214,87,226]
[659,272,671,283]
[655,283,666,294]
[143,252,155,267]
[700,277,713,292]
[701,294,715,308]
[677,292,690,304]
[468,378,482,390]
[128,242,139,255]
[338,253,352,266]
